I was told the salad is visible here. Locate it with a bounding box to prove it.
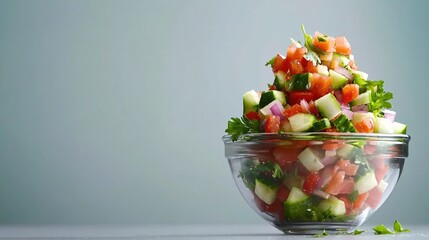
[225,26,408,224]
[226,25,407,141]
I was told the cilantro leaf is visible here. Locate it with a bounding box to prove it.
[265,55,276,67]
[347,190,359,203]
[393,220,411,233]
[352,229,365,235]
[225,116,260,141]
[301,24,321,66]
[373,224,394,235]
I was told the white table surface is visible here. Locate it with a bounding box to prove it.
[0,224,427,239]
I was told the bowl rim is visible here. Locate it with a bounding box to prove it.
[222,132,410,143]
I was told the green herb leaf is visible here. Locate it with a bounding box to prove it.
[312,229,328,238]
[347,190,359,203]
[301,24,321,66]
[352,229,365,235]
[265,55,276,67]
[393,220,411,233]
[373,224,394,235]
[225,117,260,141]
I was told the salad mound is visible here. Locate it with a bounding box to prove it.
[226,25,407,141]
[224,26,409,225]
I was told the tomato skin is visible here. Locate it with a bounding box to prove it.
[313,31,335,52]
[272,54,289,73]
[336,159,359,176]
[283,104,305,118]
[245,111,261,121]
[310,73,332,99]
[342,84,359,104]
[276,185,290,202]
[352,192,369,210]
[287,44,306,61]
[288,91,315,106]
[305,62,318,73]
[322,140,345,151]
[273,146,300,167]
[366,187,383,209]
[303,172,320,194]
[354,118,374,133]
[289,59,304,74]
[265,115,281,133]
[335,36,352,55]
[325,170,345,195]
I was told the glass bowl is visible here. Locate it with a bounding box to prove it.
[223,132,410,235]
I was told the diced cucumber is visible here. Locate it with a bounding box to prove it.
[284,187,317,221]
[352,70,368,80]
[259,99,284,117]
[317,65,329,76]
[332,53,350,67]
[332,114,357,132]
[329,69,348,90]
[283,174,304,190]
[350,91,371,107]
[354,171,378,194]
[392,122,407,134]
[315,93,342,120]
[308,118,331,132]
[351,112,375,125]
[255,178,278,205]
[259,90,286,109]
[243,90,260,114]
[273,71,288,91]
[286,187,308,204]
[336,144,357,159]
[288,113,317,132]
[374,117,393,134]
[298,147,324,172]
[318,196,346,216]
[288,73,311,91]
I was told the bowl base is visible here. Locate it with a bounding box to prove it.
[274,222,359,235]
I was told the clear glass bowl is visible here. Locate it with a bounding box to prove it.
[223,133,410,235]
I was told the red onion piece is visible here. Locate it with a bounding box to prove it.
[316,167,333,189]
[383,110,396,122]
[320,156,337,166]
[300,99,310,113]
[351,104,369,112]
[269,102,284,120]
[335,66,353,81]
[313,189,330,200]
[341,105,354,120]
[334,90,343,103]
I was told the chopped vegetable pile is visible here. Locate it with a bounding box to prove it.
[226,25,407,141]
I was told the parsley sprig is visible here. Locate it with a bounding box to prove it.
[353,74,393,117]
[301,24,322,66]
[225,116,260,141]
[373,220,411,235]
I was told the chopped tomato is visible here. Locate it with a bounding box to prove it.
[254,194,267,212]
[272,54,289,73]
[369,155,385,169]
[288,91,315,106]
[375,164,389,183]
[325,170,345,195]
[305,62,318,73]
[335,36,352,55]
[354,118,374,133]
[313,31,335,52]
[303,172,320,194]
[342,84,359,104]
[245,111,260,121]
[289,59,304,74]
[336,159,359,176]
[338,177,354,194]
[322,140,345,150]
[307,100,319,115]
[265,199,283,214]
[273,146,300,167]
[276,185,290,202]
[287,44,306,61]
[265,115,280,133]
[283,104,305,118]
[310,73,332,99]
[366,187,383,209]
[352,192,369,210]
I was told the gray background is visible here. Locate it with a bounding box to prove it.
[0,0,427,225]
